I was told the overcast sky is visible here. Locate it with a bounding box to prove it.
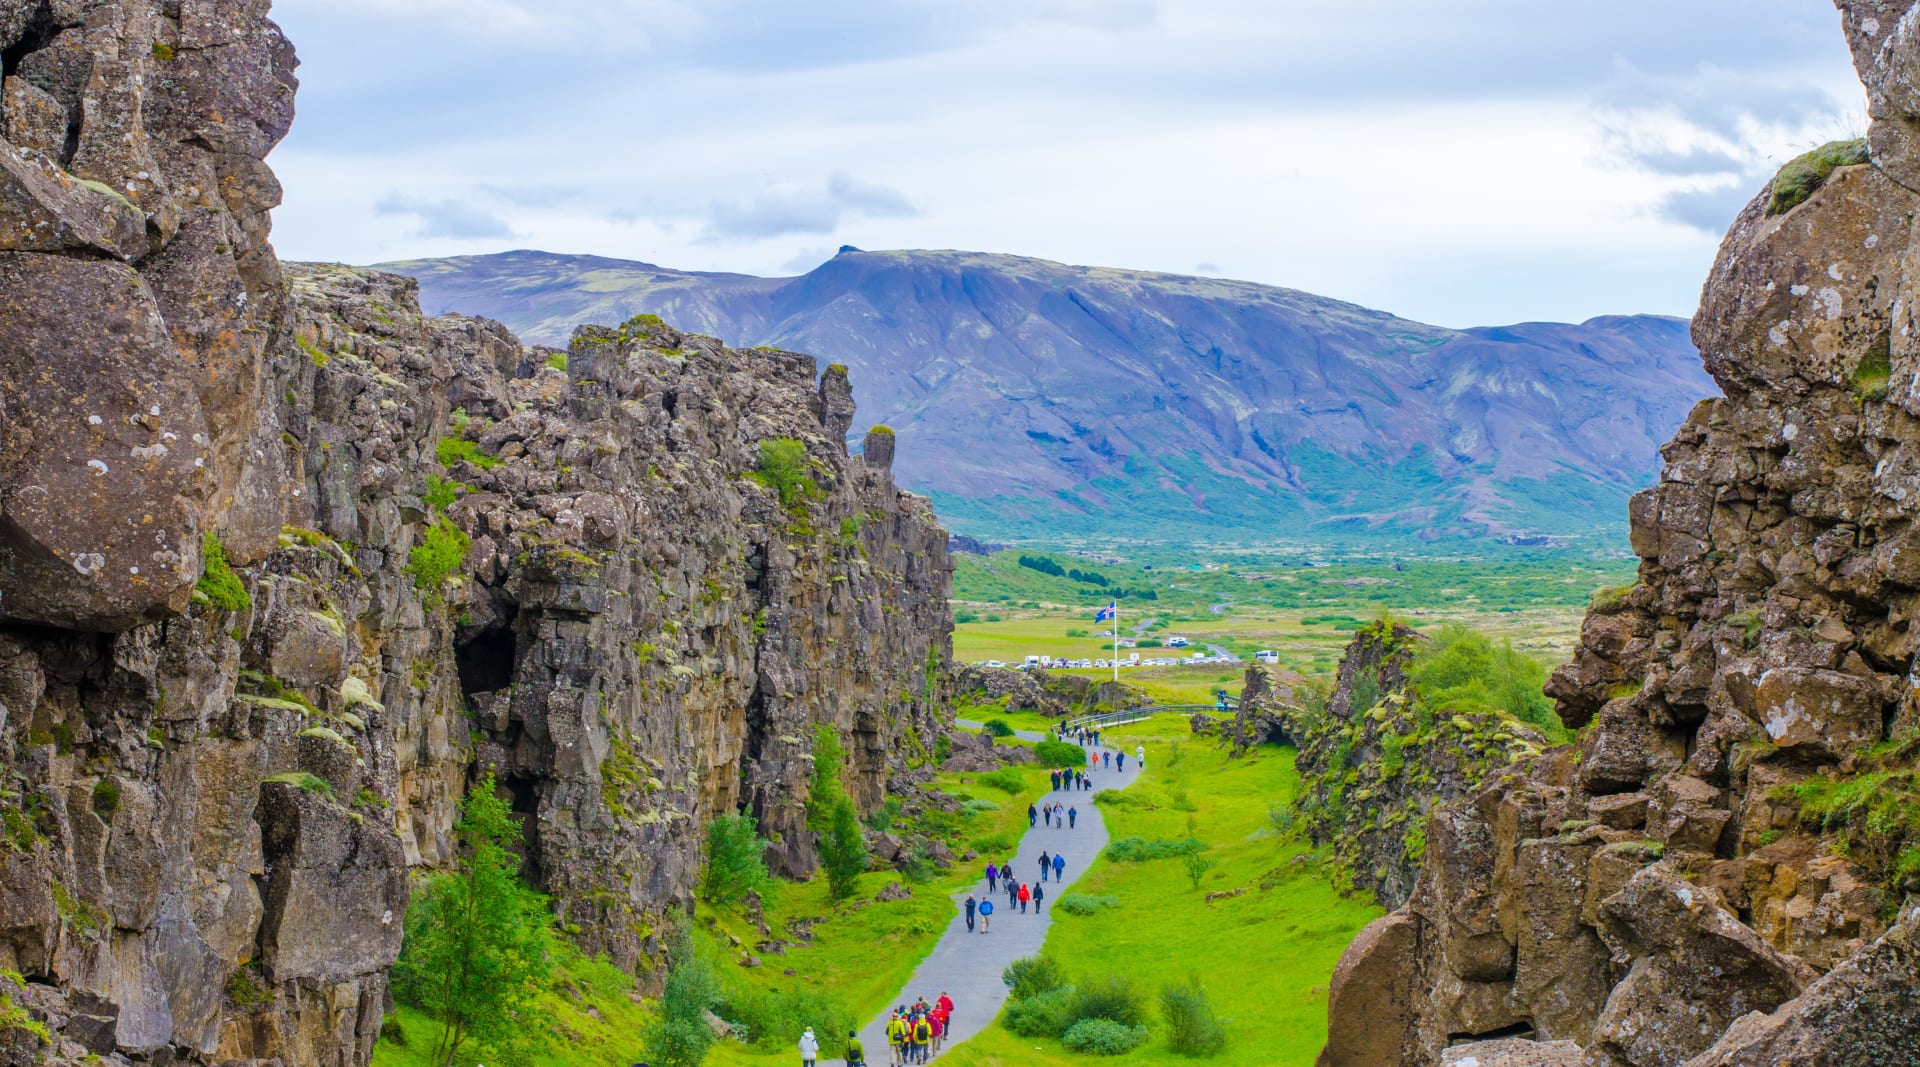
[268,0,1863,328]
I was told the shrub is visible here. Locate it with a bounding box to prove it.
[1406,624,1561,740]
[545,352,568,372]
[981,719,1016,738]
[1183,851,1218,890]
[969,831,1017,854]
[1103,836,1207,863]
[1161,978,1227,1056]
[714,980,851,1053]
[1589,584,1633,614]
[406,519,470,595]
[1065,974,1146,1028]
[646,915,719,1067]
[1003,987,1075,1038]
[423,473,460,511]
[976,768,1027,794]
[225,964,275,1012]
[1062,1018,1149,1055]
[701,813,770,904]
[435,435,500,470]
[954,610,980,624]
[196,531,251,612]
[1767,138,1870,216]
[961,797,1001,816]
[90,778,120,823]
[1002,954,1067,999]
[1034,739,1086,769]
[750,438,817,512]
[1056,893,1120,916]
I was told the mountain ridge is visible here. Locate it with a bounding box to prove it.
[383,247,1716,543]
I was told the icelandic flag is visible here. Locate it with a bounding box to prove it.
[1094,602,1116,623]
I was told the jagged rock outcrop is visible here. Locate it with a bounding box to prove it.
[953,664,1144,719]
[1238,624,1544,908]
[1320,3,1920,1062]
[0,6,954,1065]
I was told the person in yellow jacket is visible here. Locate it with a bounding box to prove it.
[885,1012,908,1066]
[910,1014,933,1064]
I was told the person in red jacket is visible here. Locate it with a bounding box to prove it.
[1017,882,1032,913]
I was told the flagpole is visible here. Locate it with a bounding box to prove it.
[1111,602,1118,684]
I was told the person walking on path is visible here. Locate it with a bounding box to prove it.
[1102,751,1111,769]
[1039,850,1051,882]
[985,861,998,893]
[978,898,993,932]
[910,1014,931,1064]
[1043,805,1052,828]
[1137,744,1146,771]
[1117,751,1126,772]
[845,1030,866,1067]
[1006,877,1017,909]
[1050,770,1060,791]
[1033,882,1045,913]
[1052,853,1065,881]
[928,1011,943,1056]
[1068,805,1077,828]
[964,894,977,933]
[886,1012,906,1065]
[1028,803,1038,828]
[1018,882,1031,913]
[800,1026,819,1067]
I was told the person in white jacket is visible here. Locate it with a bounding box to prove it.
[1137,744,1146,770]
[799,1026,819,1066]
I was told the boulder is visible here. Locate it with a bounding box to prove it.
[1744,668,1884,760]
[1588,867,1816,1067]
[1319,910,1420,1067]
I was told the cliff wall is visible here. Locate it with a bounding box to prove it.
[0,4,952,1065]
[1320,3,1920,1063]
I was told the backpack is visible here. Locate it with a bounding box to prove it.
[914,1020,931,1042]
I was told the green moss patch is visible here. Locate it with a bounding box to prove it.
[1767,138,1869,216]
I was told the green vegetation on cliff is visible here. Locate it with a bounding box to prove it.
[1767,138,1870,216]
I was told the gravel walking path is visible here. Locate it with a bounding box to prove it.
[829,723,1138,1064]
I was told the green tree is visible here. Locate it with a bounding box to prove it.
[806,723,846,833]
[701,813,771,904]
[750,438,817,512]
[819,794,869,900]
[645,914,719,1067]
[391,771,555,1067]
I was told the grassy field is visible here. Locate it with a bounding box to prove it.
[953,545,1631,685]
[938,721,1382,1066]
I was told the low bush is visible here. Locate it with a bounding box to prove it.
[1002,954,1066,999]
[1103,836,1208,863]
[1161,978,1227,1056]
[976,768,1027,794]
[970,831,1017,854]
[1034,739,1087,769]
[714,980,852,1052]
[1003,987,1075,1038]
[1062,1018,1149,1055]
[1065,974,1147,1028]
[406,519,470,595]
[751,438,818,513]
[1055,893,1120,917]
[981,719,1016,738]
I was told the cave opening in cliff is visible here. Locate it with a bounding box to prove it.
[456,621,518,699]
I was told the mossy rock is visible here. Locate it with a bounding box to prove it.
[1767,139,1869,216]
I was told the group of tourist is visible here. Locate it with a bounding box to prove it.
[882,993,955,1064]
[1038,800,1076,826]
[1048,768,1090,792]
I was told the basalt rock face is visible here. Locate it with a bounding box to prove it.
[1320,4,1920,1063]
[0,6,953,1064]
[0,0,297,631]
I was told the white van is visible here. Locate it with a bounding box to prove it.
[1254,650,1279,664]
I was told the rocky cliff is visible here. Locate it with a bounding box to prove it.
[1320,3,1920,1063]
[1234,625,1546,910]
[0,4,952,1065]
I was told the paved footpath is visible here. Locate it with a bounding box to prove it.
[829,723,1141,1065]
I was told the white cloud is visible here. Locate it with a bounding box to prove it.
[267,0,1867,326]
